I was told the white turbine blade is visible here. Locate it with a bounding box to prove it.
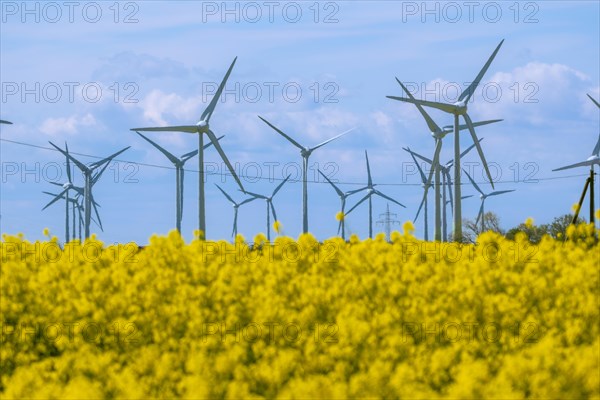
[65,142,72,182]
[0,120,13,124]
[201,57,237,123]
[386,96,457,114]
[553,158,599,171]
[413,193,427,223]
[454,119,503,132]
[592,133,600,157]
[395,78,442,133]
[215,183,236,204]
[258,116,304,150]
[460,137,484,159]
[346,186,369,196]
[92,161,112,185]
[461,195,474,200]
[273,175,291,197]
[42,189,68,210]
[239,197,257,206]
[136,131,179,165]
[365,151,372,187]
[463,113,494,189]
[310,127,355,152]
[417,139,442,212]
[587,93,600,109]
[346,193,370,215]
[445,170,454,212]
[318,170,344,197]
[475,201,485,226]
[403,146,434,165]
[488,189,515,197]
[131,125,199,134]
[270,201,278,222]
[181,149,199,162]
[463,169,484,195]
[405,150,428,184]
[49,141,88,172]
[200,134,224,152]
[458,39,504,103]
[374,190,406,208]
[91,147,130,170]
[243,190,268,200]
[207,129,244,191]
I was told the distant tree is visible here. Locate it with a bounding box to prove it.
[505,214,586,243]
[458,212,504,243]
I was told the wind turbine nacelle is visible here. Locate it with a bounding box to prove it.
[197,120,208,130]
[63,182,73,189]
[587,155,599,162]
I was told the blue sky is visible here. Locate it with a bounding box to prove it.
[1,1,599,243]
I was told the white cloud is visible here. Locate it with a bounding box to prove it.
[39,113,97,136]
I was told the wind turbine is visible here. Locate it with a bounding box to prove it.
[215,184,257,239]
[135,131,223,233]
[42,191,97,242]
[393,79,501,240]
[464,169,515,232]
[388,39,504,241]
[553,94,600,225]
[346,151,406,238]
[318,169,354,240]
[404,148,432,240]
[404,138,483,242]
[258,116,354,234]
[131,57,244,239]
[243,175,291,242]
[49,142,129,239]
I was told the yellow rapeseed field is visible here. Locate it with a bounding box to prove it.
[1,223,599,399]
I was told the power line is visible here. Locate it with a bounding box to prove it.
[0,137,594,187]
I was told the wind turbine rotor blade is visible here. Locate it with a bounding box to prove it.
[403,146,434,165]
[273,175,291,197]
[396,78,442,133]
[346,193,370,215]
[0,120,13,124]
[215,183,236,204]
[374,190,406,208]
[309,127,355,152]
[42,188,68,210]
[90,195,103,231]
[49,181,63,187]
[270,201,278,222]
[418,139,442,208]
[365,151,372,187]
[258,116,304,150]
[463,169,484,195]
[455,119,503,131]
[413,193,427,222]
[463,113,494,188]
[592,133,600,157]
[181,149,199,161]
[65,142,72,182]
[91,146,130,170]
[135,131,180,165]
[49,141,87,172]
[445,170,454,212]
[92,160,112,185]
[459,137,484,159]
[476,201,485,226]
[553,159,599,171]
[318,169,344,197]
[458,39,504,103]
[207,129,244,191]
[489,189,516,196]
[407,151,427,184]
[587,93,600,109]
[346,186,369,196]
[461,195,474,200]
[201,57,237,123]
[132,126,199,134]
[386,96,458,114]
[201,134,224,151]
[239,197,257,206]
[243,190,268,200]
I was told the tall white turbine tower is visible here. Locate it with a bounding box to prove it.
[259,116,354,234]
[388,40,504,241]
[132,58,244,239]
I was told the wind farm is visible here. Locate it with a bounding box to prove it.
[2,3,599,398]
